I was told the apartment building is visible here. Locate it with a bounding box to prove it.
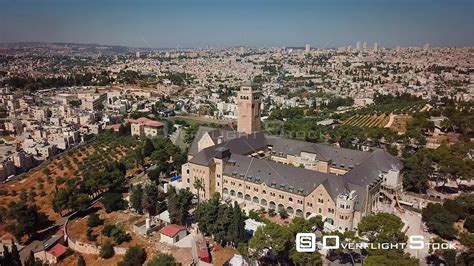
[129,117,164,138]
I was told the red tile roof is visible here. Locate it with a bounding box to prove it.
[48,243,67,258]
[160,224,186,237]
[130,117,164,128]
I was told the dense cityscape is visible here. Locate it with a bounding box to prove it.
[0,1,473,266]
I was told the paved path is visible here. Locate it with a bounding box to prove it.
[384,114,396,128]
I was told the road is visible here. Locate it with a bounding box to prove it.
[173,115,232,125]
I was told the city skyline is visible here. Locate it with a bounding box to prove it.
[1,0,474,49]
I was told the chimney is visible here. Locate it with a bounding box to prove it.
[145,218,150,230]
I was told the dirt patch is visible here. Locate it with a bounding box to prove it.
[389,114,413,134]
[211,245,237,265]
[59,252,124,266]
[67,203,148,249]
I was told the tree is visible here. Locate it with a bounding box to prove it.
[229,201,246,246]
[87,213,102,227]
[102,224,131,244]
[358,213,407,254]
[133,149,145,168]
[77,255,86,266]
[403,149,433,193]
[248,223,293,261]
[364,253,418,266]
[129,184,144,214]
[460,233,474,250]
[142,138,155,157]
[86,228,97,241]
[119,246,147,266]
[193,178,204,203]
[147,253,177,266]
[1,245,12,265]
[5,201,49,241]
[465,215,474,233]
[101,193,128,213]
[434,143,474,186]
[289,246,322,266]
[142,182,162,216]
[278,209,289,219]
[99,240,115,259]
[422,203,458,239]
[10,243,21,266]
[148,168,161,183]
[167,187,193,225]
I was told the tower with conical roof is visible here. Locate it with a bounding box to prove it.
[237,80,262,134]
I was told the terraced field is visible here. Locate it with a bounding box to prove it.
[342,114,391,128]
[342,102,428,129]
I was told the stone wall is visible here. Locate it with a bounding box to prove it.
[64,212,127,255]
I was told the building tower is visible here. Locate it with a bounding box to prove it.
[237,80,262,134]
[305,44,310,53]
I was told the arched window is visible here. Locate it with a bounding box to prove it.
[269,201,276,210]
[287,206,294,214]
[296,209,303,217]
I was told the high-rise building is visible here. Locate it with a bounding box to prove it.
[356,41,361,51]
[237,81,262,134]
[305,44,310,53]
[373,42,378,52]
[136,51,140,58]
[423,43,430,50]
[363,42,367,50]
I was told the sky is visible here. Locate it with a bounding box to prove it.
[0,0,473,48]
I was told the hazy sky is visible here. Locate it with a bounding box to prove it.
[1,0,473,48]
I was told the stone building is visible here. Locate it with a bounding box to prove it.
[182,82,403,231]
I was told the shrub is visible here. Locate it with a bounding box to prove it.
[55,177,65,186]
[119,246,147,266]
[268,209,276,217]
[102,224,115,237]
[101,193,128,213]
[86,228,97,241]
[87,213,102,228]
[111,227,131,244]
[278,209,289,219]
[147,254,177,266]
[465,215,474,233]
[99,240,115,259]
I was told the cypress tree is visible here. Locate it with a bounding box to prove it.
[10,243,21,266]
[1,245,12,264]
[230,202,246,246]
[78,255,86,266]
